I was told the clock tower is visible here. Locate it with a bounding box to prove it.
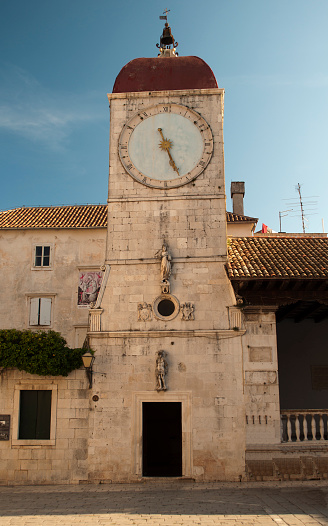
[88,24,245,481]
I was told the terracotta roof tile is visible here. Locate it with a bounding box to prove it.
[0,205,108,229]
[226,212,258,223]
[227,237,328,280]
[0,205,246,229]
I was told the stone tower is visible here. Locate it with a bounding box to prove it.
[88,33,245,481]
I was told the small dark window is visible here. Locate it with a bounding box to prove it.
[19,390,51,439]
[157,299,175,317]
[35,246,50,267]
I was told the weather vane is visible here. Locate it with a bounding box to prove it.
[157,8,178,54]
[159,8,170,21]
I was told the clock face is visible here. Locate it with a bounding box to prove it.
[118,104,213,189]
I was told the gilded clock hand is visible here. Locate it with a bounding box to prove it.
[158,128,179,175]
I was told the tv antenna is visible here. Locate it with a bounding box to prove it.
[279,209,293,232]
[283,183,318,233]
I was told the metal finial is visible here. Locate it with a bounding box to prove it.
[159,7,170,20]
[156,9,179,56]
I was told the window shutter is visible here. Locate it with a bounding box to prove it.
[19,390,38,439]
[40,298,51,326]
[19,390,52,439]
[29,298,40,326]
[35,391,52,439]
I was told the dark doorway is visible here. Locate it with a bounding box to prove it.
[142,402,182,477]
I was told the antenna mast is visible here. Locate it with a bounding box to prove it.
[296,183,306,233]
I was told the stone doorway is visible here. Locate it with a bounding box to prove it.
[142,402,182,477]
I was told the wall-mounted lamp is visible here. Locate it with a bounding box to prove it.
[82,352,95,389]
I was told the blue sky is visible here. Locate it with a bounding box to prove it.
[1,0,327,233]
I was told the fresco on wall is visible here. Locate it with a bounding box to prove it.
[78,271,103,306]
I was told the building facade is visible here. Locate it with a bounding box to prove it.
[1,37,328,485]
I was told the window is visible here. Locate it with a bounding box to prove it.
[153,294,179,321]
[29,297,52,326]
[33,245,52,269]
[12,384,57,445]
[19,390,51,439]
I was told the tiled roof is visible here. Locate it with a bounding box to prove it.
[226,212,258,223]
[227,237,328,279]
[0,205,250,229]
[0,205,107,229]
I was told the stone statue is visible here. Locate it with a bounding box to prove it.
[160,244,171,281]
[181,302,195,321]
[156,350,167,391]
[138,302,152,321]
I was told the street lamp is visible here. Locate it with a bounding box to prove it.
[82,352,95,389]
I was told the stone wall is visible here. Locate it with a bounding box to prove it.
[88,332,245,482]
[0,228,106,347]
[242,308,281,446]
[0,368,89,485]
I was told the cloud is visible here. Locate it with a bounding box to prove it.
[0,63,104,149]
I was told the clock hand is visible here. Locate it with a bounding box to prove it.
[158,128,179,175]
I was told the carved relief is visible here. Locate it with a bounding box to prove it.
[156,350,167,391]
[137,302,152,321]
[161,279,170,294]
[180,302,195,321]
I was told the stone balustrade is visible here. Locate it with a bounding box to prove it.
[281,410,328,443]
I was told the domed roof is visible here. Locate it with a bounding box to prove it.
[112,56,218,93]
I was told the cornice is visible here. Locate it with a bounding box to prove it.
[88,329,245,339]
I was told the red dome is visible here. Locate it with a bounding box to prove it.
[112,56,218,93]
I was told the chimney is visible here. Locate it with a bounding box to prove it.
[231,181,245,216]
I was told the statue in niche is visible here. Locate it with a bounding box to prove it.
[160,244,171,281]
[137,302,152,321]
[156,350,168,391]
[181,302,195,321]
